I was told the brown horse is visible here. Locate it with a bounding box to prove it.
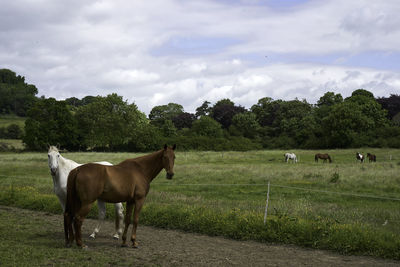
[64,144,176,248]
[367,153,376,162]
[315,153,332,163]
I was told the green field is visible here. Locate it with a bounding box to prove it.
[0,139,24,150]
[0,114,26,128]
[1,149,400,259]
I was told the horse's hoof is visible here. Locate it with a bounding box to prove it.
[65,243,71,248]
[113,234,119,240]
[81,245,89,250]
[89,234,96,239]
[132,242,139,249]
[121,243,128,247]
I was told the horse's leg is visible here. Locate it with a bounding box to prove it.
[121,202,134,247]
[114,203,124,240]
[89,200,106,239]
[73,203,93,248]
[130,197,145,248]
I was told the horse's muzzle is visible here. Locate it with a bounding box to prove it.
[50,168,57,176]
[166,173,174,180]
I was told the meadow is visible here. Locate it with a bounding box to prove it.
[0,114,25,128]
[1,149,400,259]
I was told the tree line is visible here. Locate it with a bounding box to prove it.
[1,68,400,151]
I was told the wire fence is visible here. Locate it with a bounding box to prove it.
[2,174,400,227]
[153,182,400,202]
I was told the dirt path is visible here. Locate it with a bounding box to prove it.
[1,206,399,266]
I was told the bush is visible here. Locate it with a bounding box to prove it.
[162,136,262,151]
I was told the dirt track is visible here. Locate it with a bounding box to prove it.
[2,206,399,266]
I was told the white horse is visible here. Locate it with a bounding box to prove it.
[47,146,124,239]
[284,153,298,163]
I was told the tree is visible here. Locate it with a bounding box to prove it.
[377,94,400,120]
[161,119,177,137]
[351,89,374,99]
[75,94,147,150]
[211,99,246,129]
[23,98,78,150]
[317,92,343,107]
[321,89,389,147]
[345,89,387,129]
[0,69,25,84]
[172,112,196,129]
[149,103,184,127]
[65,97,82,107]
[191,116,223,137]
[314,92,344,141]
[195,101,212,118]
[321,102,368,147]
[0,69,38,116]
[230,112,260,139]
[127,123,162,152]
[5,124,23,139]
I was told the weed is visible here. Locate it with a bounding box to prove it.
[330,172,340,183]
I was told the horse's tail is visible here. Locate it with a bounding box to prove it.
[64,167,80,247]
[328,155,332,163]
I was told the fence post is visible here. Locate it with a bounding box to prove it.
[264,181,270,225]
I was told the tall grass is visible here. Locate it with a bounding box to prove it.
[1,149,400,259]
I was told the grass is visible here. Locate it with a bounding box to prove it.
[0,139,24,150]
[1,149,400,259]
[0,114,26,128]
[0,207,152,266]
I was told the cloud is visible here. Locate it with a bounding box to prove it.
[1,0,399,114]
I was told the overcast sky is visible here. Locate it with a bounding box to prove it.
[1,0,400,114]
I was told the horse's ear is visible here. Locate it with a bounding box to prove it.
[164,144,168,150]
[57,143,60,149]
[172,144,176,150]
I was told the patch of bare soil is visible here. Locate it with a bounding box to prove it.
[3,206,399,266]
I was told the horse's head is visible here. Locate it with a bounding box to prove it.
[162,144,176,179]
[48,145,60,176]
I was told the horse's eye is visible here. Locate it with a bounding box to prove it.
[57,155,60,158]
[48,155,50,158]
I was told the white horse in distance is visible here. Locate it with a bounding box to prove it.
[284,153,298,163]
[48,146,124,239]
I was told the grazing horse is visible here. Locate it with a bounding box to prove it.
[356,152,364,163]
[284,153,297,163]
[367,153,376,162]
[48,146,124,239]
[315,153,332,163]
[64,144,176,248]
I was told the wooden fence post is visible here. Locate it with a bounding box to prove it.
[264,181,270,225]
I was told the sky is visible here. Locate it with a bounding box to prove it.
[1,0,400,115]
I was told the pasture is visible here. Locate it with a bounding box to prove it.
[0,114,25,128]
[1,149,400,259]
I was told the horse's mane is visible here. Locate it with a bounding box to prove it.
[118,149,163,165]
[48,146,59,153]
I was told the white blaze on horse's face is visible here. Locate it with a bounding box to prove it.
[163,144,176,179]
[48,150,60,176]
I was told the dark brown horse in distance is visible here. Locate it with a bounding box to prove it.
[64,144,176,248]
[315,153,332,163]
[367,153,376,162]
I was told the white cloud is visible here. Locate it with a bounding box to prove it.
[1,0,400,114]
